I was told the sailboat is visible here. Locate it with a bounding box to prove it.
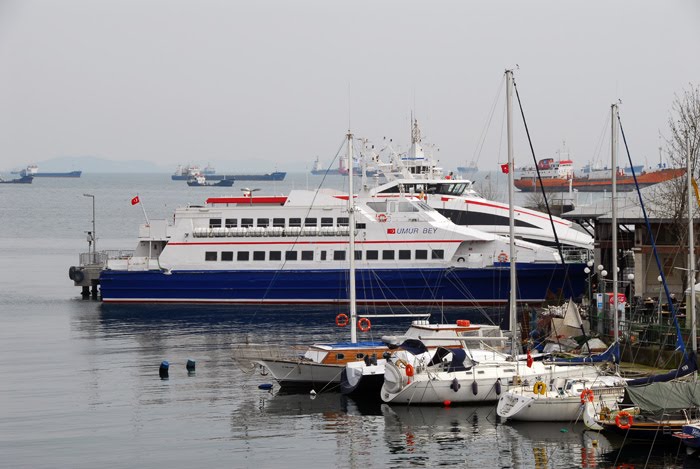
[584,106,700,439]
[498,107,631,421]
[379,70,602,406]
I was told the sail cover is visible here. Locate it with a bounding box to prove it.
[625,379,700,413]
[625,352,697,386]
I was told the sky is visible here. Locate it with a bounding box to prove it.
[0,0,698,172]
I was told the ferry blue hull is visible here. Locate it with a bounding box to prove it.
[99,264,586,305]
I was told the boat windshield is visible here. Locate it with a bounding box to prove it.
[377,182,470,196]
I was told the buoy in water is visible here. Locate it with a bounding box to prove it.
[186,359,196,374]
[310,389,317,400]
[560,428,568,433]
[443,400,451,407]
[258,383,273,390]
[159,360,169,379]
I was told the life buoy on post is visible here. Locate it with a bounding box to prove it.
[615,411,633,430]
[580,388,594,404]
[497,252,508,263]
[335,313,349,327]
[376,213,388,223]
[358,317,371,332]
[533,381,547,395]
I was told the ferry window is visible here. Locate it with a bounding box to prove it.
[241,218,254,228]
[253,251,265,261]
[237,251,250,261]
[257,218,269,228]
[285,251,297,261]
[209,219,222,228]
[382,250,395,260]
[321,217,334,227]
[337,217,349,227]
[289,218,302,228]
[366,201,388,212]
[304,218,317,227]
[270,251,281,261]
[432,249,444,260]
[334,251,346,261]
[205,251,217,261]
[399,250,411,260]
[355,251,362,260]
[225,218,237,228]
[301,251,313,261]
[366,250,378,260]
[273,218,285,228]
[416,250,428,260]
[398,202,419,212]
[321,251,327,261]
[221,251,233,261]
[355,223,366,229]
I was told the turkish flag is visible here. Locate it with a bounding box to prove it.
[131,195,140,205]
[500,163,509,174]
[387,228,396,234]
[526,350,533,368]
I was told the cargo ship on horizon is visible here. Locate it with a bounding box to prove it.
[514,157,684,192]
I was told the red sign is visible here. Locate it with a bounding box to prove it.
[387,228,396,234]
[607,292,627,305]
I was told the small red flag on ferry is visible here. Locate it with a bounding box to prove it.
[500,163,509,174]
[387,228,396,235]
[526,350,534,368]
[131,195,140,205]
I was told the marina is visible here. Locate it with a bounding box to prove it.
[3,1,700,467]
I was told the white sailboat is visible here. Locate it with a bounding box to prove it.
[379,70,602,406]
[497,103,627,422]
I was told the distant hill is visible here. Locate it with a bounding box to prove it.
[7,156,167,173]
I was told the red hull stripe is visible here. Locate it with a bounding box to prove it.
[168,239,464,246]
[464,199,567,226]
[206,196,288,204]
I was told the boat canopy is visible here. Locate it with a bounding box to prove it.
[625,378,700,413]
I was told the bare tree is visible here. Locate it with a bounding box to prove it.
[646,83,700,288]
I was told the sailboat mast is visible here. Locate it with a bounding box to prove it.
[347,131,358,343]
[688,134,697,353]
[506,69,517,356]
[611,103,619,344]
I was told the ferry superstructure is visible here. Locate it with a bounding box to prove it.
[99,189,586,304]
[362,120,593,250]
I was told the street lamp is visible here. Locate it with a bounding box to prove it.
[83,193,96,259]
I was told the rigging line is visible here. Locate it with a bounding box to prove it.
[592,111,611,168]
[618,112,686,357]
[512,78,566,267]
[472,74,506,163]
[251,137,348,316]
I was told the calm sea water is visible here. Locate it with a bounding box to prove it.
[0,173,691,468]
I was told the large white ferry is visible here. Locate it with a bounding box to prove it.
[99,189,586,304]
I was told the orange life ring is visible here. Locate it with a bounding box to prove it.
[497,252,508,263]
[580,388,594,404]
[335,313,349,327]
[456,320,471,327]
[405,364,414,377]
[376,213,388,223]
[358,317,371,332]
[615,411,633,430]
